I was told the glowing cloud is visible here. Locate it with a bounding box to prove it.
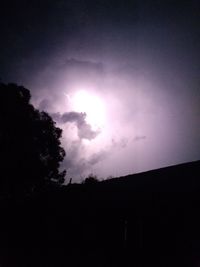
[70,89,106,131]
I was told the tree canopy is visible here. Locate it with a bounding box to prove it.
[0,83,66,195]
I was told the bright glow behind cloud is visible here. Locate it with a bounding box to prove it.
[70,89,106,131]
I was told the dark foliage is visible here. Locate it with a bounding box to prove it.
[0,83,66,195]
[83,174,99,185]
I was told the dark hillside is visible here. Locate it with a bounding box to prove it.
[0,160,200,267]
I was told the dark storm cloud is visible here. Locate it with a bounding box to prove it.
[38,99,52,111]
[133,135,146,142]
[88,150,109,165]
[25,57,105,98]
[52,112,100,140]
[63,58,104,74]
[111,138,129,149]
[61,140,88,179]
[62,140,109,180]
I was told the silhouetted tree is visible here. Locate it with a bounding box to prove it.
[0,83,66,195]
[83,174,99,185]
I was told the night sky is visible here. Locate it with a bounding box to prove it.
[0,0,199,181]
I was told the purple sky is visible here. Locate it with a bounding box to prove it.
[1,0,199,182]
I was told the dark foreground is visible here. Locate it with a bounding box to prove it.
[0,161,200,267]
